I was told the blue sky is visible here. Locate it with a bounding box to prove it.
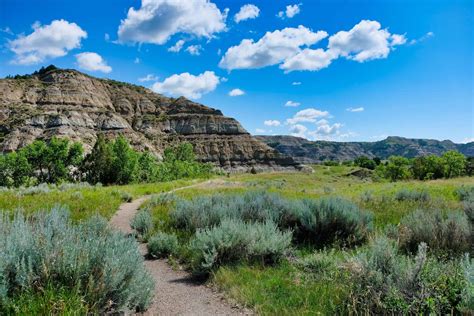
[0,0,472,143]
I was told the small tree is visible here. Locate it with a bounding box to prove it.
[111,136,139,184]
[136,151,160,183]
[412,155,444,180]
[376,156,412,181]
[0,151,32,187]
[81,135,114,184]
[354,156,377,170]
[23,138,83,183]
[442,151,466,178]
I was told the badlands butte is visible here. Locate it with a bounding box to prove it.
[0,66,298,172]
[1,66,472,170]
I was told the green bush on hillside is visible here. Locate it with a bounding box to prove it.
[0,207,154,313]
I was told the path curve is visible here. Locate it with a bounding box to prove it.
[109,180,250,316]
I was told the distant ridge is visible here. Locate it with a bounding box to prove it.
[256,135,474,163]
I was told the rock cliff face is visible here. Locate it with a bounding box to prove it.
[0,67,297,171]
[257,135,474,163]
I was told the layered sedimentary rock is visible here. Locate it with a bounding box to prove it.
[0,67,298,171]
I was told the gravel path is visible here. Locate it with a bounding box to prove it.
[109,181,250,316]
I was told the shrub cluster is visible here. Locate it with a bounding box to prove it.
[374,151,468,181]
[394,188,431,202]
[189,219,292,274]
[170,191,373,247]
[0,207,154,313]
[131,209,153,238]
[397,209,471,257]
[147,232,179,258]
[346,236,468,314]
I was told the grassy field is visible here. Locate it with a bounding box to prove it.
[143,165,473,314]
[1,166,472,314]
[0,178,203,221]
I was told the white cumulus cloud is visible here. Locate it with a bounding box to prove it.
[286,108,329,125]
[229,88,245,96]
[234,4,260,23]
[138,74,159,82]
[264,120,281,127]
[255,128,266,133]
[117,0,227,45]
[151,71,220,99]
[75,52,112,73]
[292,81,302,85]
[285,100,300,107]
[346,107,364,112]
[9,19,87,65]
[281,48,337,72]
[277,4,301,19]
[328,20,406,62]
[220,20,407,73]
[219,25,328,70]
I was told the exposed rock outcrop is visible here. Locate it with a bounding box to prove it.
[0,67,298,171]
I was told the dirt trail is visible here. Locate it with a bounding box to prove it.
[109,180,250,316]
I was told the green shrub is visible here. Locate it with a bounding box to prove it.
[147,232,179,258]
[130,210,153,237]
[189,219,292,274]
[170,191,288,232]
[457,185,474,201]
[296,197,373,247]
[170,192,373,248]
[112,190,133,202]
[148,192,177,208]
[347,236,466,314]
[0,207,154,312]
[398,209,471,258]
[395,188,431,202]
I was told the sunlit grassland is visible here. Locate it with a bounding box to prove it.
[175,165,473,227]
[148,165,473,314]
[0,178,202,221]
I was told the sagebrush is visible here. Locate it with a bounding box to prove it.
[0,207,154,313]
